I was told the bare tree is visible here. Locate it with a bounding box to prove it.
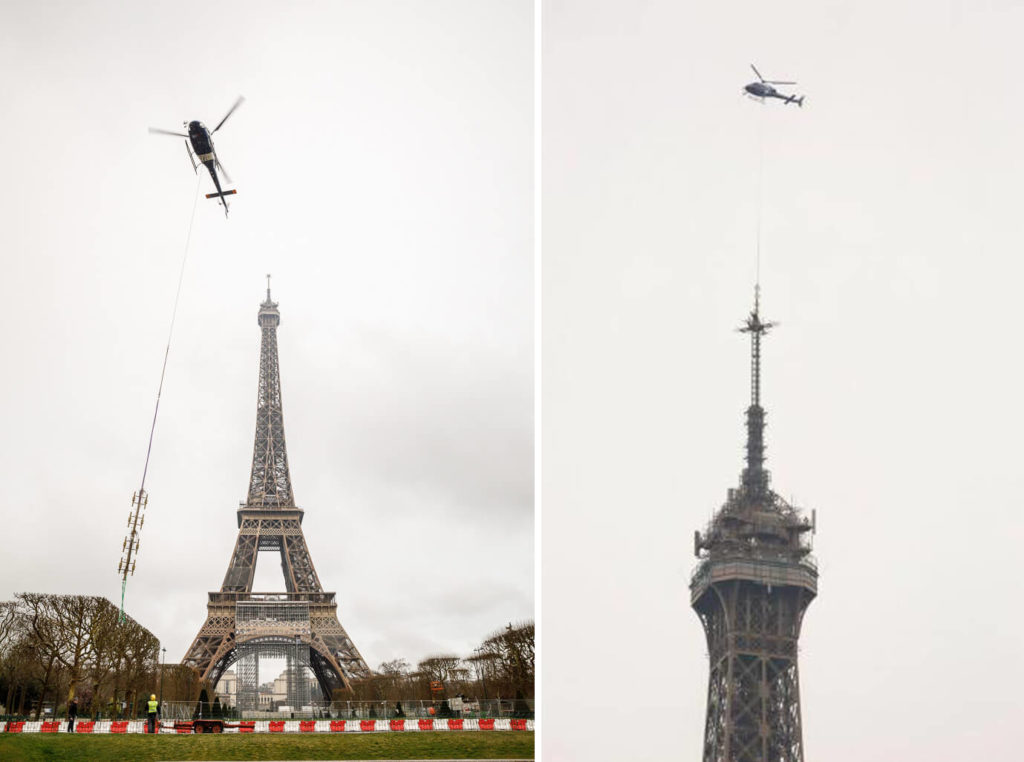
[417,654,470,699]
[84,600,122,713]
[376,658,413,701]
[0,600,26,711]
[2,637,38,715]
[4,594,159,719]
[379,658,410,675]
[16,594,68,719]
[0,602,19,656]
[475,620,535,699]
[116,619,158,715]
[160,663,202,703]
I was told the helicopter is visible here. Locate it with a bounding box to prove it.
[744,65,804,107]
[149,96,244,216]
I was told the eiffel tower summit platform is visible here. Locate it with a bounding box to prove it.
[690,289,818,762]
[183,279,370,708]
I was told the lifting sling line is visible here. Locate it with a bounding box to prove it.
[119,176,202,622]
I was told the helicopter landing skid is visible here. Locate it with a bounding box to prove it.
[184,140,198,173]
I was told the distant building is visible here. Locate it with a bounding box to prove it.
[216,667,317,710]
[217,670,237,707]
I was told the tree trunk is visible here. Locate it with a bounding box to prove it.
[33,655,56,720]
[67,650,84,706]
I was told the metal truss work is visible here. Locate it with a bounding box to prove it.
[183,283,371,702]
[237,600,311,640]
[235,604,313,712]
[247,278,294,508]
[235,647,259,712]
[221,514,324,594]
[691,289,818,762]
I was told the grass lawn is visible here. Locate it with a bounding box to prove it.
[0,731,534,761]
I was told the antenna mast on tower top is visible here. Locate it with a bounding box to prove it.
[690,285,816,762]
[738,285,777,496]
[740,285,775,405]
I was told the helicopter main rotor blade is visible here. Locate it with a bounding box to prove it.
[148,127,188,137]
[212,96,245,133]
[750,63,765,82]
[765,80,796,85]
[216,158,232,185]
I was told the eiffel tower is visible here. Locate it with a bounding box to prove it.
[690,288,818,761]
[183,279,370,704]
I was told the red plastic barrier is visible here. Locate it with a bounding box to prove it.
[511,718,528,731]
[110,721,129,734]
[479,718,495,730]
[299,720,316,733]
[447,718,464,730]
[389,719,405,731]
[5,721,25,733]
[359,720,375,732]
[329,720,346,732]
[269,721,285,733]
[41,721,60,733]
[238,722,255,733]
[76,721,95,733]
[418,718,434,730]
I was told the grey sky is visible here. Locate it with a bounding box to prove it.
[8,0,1024,756]
[0,0,532,672]
[543,1,1021,760]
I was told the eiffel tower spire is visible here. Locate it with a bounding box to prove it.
[738,284,776,498]
[691,285,817,762]
[247,273,295,508]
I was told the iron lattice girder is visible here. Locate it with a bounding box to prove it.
[182,593,371,698]
[248,294,294,508]
[694,577,812,762]
[234,603,314,712]
[692,292,818,762]
[236,640,313,711]
[182,288,370,700]
[221,510,324,594]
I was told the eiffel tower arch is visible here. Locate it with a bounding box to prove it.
[183,280,370,707]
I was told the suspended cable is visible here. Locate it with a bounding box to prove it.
[119,176,202,622]
[755,99,766,289]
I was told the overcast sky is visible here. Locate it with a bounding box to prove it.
[0,0,532,674]
[7,0,1024,756]
[544,1,1021,760]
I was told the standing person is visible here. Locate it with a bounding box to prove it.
[67,696,78,733]
[147,694,159,734]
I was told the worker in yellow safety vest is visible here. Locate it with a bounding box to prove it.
[147,694,160,734]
